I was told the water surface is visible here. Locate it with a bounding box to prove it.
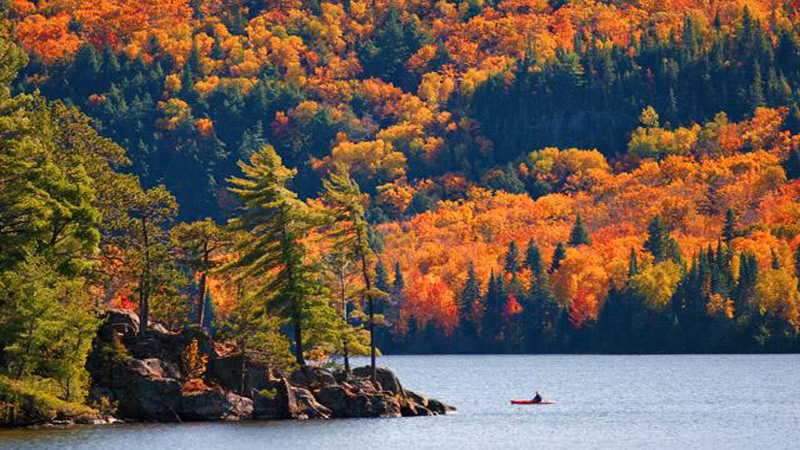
[2,354,799,449]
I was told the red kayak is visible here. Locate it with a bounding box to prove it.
[510,400,557,405]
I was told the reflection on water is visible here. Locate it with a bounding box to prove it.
[2,354,799,449]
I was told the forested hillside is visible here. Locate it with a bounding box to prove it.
[2,0,800,412]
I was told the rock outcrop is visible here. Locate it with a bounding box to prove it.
[86,309,455,424]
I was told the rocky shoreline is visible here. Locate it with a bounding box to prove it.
[47,310,452,427]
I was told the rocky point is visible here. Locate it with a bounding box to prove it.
[84,309,456,423]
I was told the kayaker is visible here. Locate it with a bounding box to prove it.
[532,391,542,403]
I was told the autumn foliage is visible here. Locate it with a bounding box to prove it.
[7,0,800,354]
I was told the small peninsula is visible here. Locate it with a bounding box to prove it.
[1,310,454,427]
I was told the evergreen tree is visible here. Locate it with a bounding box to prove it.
[785,105,800,135]
[171,218,236,327]
[524,259,560,352]
[771,248,781,269]
[375,260,390,295]
[457,263,482,349]
[722,209,738,244]
[644,216,681,263]
[128,186,180,336]
[321,166,387,380]
[239,122,267,158]
[550,242,567,273]
[596,285,634,352]
[225,145,330,366]
[525,239,543,280]
[748,61,764,111]
[794,244,800,283]
[358,7,427,89]
[459,263,482,318]
[320,251,370,373]
[733,252,759,320]
[393,262,405,295]
[628,247,639,277]
[504,241,520,275]
[568,214,591,247]
[481,272,504,350]
[784,147,800,180]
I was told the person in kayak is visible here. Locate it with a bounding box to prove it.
[532,391,542,403]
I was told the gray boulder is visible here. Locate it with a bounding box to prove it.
[290,387,331,420]
[179,389,253,421]
[314,385,402,418]
[252,376,293,420]
[120,376,182,422]
[352,366,404,396]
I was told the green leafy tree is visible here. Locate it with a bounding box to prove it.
[0,36,103,403]
[0,100,100,275]
[0,257,99,401]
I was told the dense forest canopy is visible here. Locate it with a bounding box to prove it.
[2,0,800,414]
[10,0,800,219]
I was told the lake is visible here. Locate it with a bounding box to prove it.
[2,354,799,449]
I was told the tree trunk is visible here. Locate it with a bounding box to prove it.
[196,272,207,327]
[343,338,350,374]
[293,311,305,366]
[196,243,210,327]
[139,216,151,337]
[339,267,351,374]
[356,228,376,382]
[240,346,247,395]
[279,210,305,367]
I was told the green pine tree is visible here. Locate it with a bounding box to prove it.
[628,247,639,278]
[771,248,781,269]
[171,218,236,327]
[794,244,800,283]
[550,242,567,273]
[393,262,405,295]
[722,209,738,244]
[568,214,591,247]
[525,239,543,282]
[321,166,386,381]
[644,216,681,263]
[225,145,328,366]
[457,263,482,347]
[504,241,520,275]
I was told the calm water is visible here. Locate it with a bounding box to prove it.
[2,354,799,449]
